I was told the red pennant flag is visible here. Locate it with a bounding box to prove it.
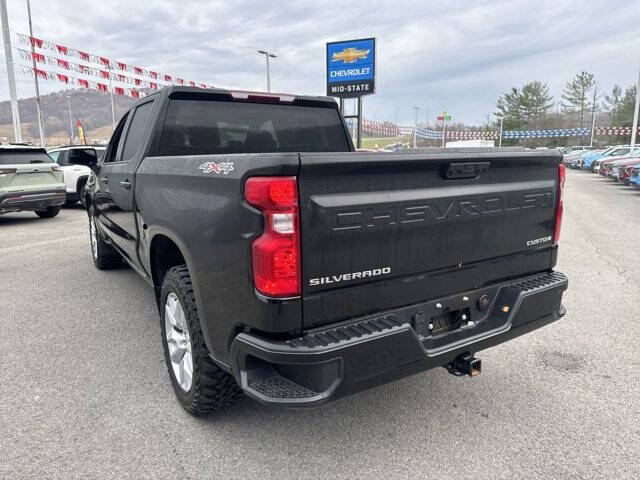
[117,74,126,82]
[149,82,158,90]
[100,70,110,79]
[99,57,110,67]
[77,79,89,88]
[97,83,107,92]
[189,81,195,87]
[30,36,43,48]
[177,78,184,85]
[78,64,91,74]
[33,52,45,63]
[57,74,69,84]
[114,86,125,96]
[134,66,143,75]
[149,71,157,79]
[164,74,172,82]
[200,83,206,88]
[78,51,90,61]
[57,59,70,69]
[117,62,127,71]
[130,90,140,98]
[34,68,48,79]
[134,78,142,86]
[56,45,68,55]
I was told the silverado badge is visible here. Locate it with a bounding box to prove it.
[199,161,234,175]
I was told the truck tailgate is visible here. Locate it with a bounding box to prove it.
[298,150,561,328]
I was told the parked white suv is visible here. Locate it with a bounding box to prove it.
[47,146,105,205]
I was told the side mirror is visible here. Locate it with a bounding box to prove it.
[68,149,99,173]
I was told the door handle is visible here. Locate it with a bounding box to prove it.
[101,177,109,184]
[120,181,132,190]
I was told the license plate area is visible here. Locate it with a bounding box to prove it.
[427,307,472,336]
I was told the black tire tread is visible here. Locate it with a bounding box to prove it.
[161,265,243,415]
[89,208,121,270]
[35,206,61,218]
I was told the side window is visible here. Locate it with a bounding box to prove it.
[120,101,154,163]
[48,151,60,163]
[58,151,70,167]
[69,149,97,166]
[103,113,129,163]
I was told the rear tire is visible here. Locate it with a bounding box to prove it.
[35,206,61,218]
[88,207,121,270]
[160,265,244,415]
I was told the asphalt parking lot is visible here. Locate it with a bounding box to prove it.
[1,169,639,479]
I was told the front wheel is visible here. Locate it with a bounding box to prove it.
[35,206,61,218]
[160,265,243,415]
[88,208,121,270]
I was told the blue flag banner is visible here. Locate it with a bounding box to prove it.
[502,128,591,139]
[415,128,442,139]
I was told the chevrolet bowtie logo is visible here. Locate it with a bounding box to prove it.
[331,47,370,63]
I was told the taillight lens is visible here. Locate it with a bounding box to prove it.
[553,164,565,245]
[245,177,300,298]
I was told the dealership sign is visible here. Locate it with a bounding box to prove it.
[326,38,375,98]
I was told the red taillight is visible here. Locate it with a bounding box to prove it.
[245,177,300,298]
[553,164,565,245]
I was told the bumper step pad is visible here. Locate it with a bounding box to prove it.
[249,376,317,399]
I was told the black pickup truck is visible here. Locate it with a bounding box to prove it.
[80,86,568,415]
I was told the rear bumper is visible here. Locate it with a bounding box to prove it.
[0,188,66,214]
[230,271,568,408]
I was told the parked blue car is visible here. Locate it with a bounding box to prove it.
[581,147,616,171]
[630,164,640,188]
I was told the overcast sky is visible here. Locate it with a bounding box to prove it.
[1,0,639,125]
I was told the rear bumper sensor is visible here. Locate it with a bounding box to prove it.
[230,271,568,407]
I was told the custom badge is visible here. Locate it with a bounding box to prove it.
[199,161,234,175]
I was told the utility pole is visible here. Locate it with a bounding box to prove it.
[631,64,640,152]
[257,50,276,92]
[26,0,44,146]
[107,64,115,131]
[498,116,504,147]
[0,0,21,142]
[67,94,73,143]
[412,106,419,149]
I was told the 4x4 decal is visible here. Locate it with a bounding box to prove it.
[199,161,234,175]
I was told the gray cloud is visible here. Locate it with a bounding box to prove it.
[1,0,639,124]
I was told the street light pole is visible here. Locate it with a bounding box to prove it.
[499,116,504,147]
[257,50,276,92]
[26,0,44,146]
[67,94,73,143]
[412,106,419,149]
[631,64,640,152]
[0,0,21,142]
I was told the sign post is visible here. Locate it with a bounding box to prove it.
[437,112,451,147]
[326,37,376,149]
